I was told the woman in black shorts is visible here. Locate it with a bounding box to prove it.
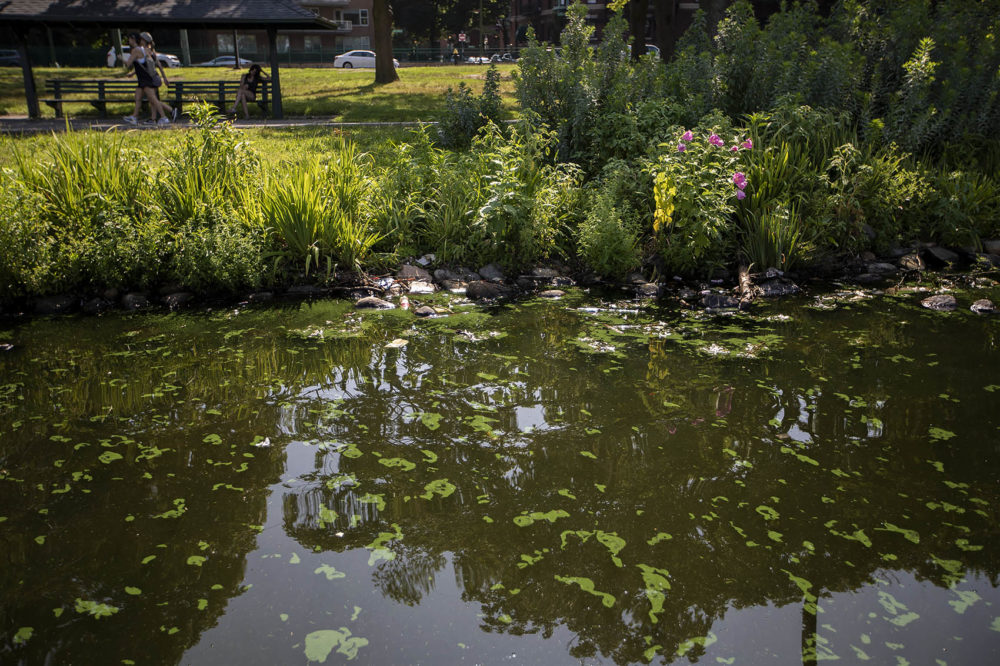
[230,64,269,119]
[122,33,165,125]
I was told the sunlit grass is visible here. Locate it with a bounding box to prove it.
[0,64,519,121]
[0,125,417,170]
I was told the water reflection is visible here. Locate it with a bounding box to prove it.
[1,290,999,664]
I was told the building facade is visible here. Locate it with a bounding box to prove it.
[191,0,373,64]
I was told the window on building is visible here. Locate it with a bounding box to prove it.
[277,35,290,54]
[344,10,368,27]
[237,34,257,53]
[217,34,234,54]
[304,35,322,51]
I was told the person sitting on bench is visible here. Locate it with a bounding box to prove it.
[230,64,269,119]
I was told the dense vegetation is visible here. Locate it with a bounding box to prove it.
[1,1,998,306]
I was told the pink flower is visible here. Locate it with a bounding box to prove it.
[709,134,724,147]
[677,143,686,152]
[681,131,694,142]
[732,171,747,190]
[730,145,739,152]
[736,189,746,200]
[741,139,753,150]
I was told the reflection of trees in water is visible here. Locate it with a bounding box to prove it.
[6,294,997,663]
[276,297,1000,663]
[0,412,289,664]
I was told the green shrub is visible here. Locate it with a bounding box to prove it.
[576,189,641,278]
[818,143,926,252]
[168,213,266,294]
[437,66,504,149]
[471,123,583,268]
[923,169,1000,248]
[651,119,747,274]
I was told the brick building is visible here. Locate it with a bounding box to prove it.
[190,0,373,63]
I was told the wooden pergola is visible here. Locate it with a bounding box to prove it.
[0,0,339,119]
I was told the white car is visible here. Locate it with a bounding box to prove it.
[196,55,254,67]
[334,50,399,69]
[121,46,182,67]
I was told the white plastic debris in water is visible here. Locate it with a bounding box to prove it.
[385,338,408,348]
[254,437,271,448]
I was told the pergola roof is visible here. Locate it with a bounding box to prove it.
[0,0,338,30]
[1,1,337,119]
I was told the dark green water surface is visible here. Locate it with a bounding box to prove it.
[2,286,999,665]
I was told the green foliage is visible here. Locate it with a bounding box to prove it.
[577,188,641,278]
[259,140,382,278]
[437,66,504,149]
[168,214,266,294]
[651,121,746,274]
[818,143,923,252]
[923,169,1000,248]
[471,123,583,268]
[738,203,804,272]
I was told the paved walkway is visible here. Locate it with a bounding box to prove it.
[0,115,430,135]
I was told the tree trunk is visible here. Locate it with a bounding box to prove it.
[630,0,649,60]
[373,0,400,84]
[652,0,676,61]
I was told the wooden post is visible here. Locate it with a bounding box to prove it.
[179,29,191,67]
[112,29,124,69]
[233,29,241,69]
[14,28,40,119]
[267,27,282,119]
[46,26,58,67]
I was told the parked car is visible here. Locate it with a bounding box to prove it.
[0,49,20,67]
[121,46,182,67]
[195,55,253,67]
[645,44,661,59]
[489,53,516,63]
[466,55,490,64]
[333,50,399,69]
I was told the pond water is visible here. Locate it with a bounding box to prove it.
[1,285,999,665]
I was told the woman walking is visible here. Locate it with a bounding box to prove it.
[122,33,164,125]
[140,32,178,123]
[229,64,269,119]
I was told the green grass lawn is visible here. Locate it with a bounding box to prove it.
[0,124,429,171]
[0,64,519,121]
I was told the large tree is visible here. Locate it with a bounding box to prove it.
[373,0,399,84]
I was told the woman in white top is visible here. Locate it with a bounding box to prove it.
[140,32,177,123]
[122,33,175,125]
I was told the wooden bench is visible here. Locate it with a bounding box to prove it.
[167,80,270,117]
[43,79,142,117]
[42,79,271,118]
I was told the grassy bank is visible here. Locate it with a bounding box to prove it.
[0,64,518,121]
[2,104,999,309]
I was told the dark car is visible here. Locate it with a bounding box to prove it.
[0,49,21,67]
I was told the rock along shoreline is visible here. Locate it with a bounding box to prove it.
[4,240,1000,322]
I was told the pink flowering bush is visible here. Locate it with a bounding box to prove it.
[651,123,755,273]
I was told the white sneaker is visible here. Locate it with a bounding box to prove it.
[122,115,137,124]
[158,117,170,125]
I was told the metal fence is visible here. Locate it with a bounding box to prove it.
[3,45,521,68]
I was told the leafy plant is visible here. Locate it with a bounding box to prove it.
[738,203,804,271]
[576,188,641,278]
[437,65,505,149]
[651,122,748,274]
